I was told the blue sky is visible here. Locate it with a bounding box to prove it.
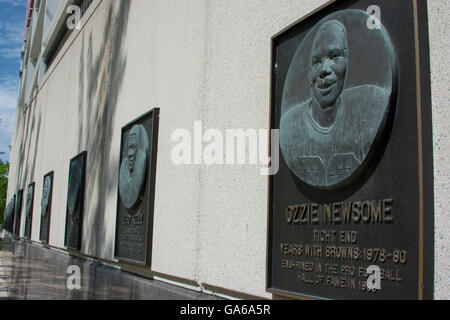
[0,0,27,162]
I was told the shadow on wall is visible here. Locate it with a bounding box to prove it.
[15,97,42,193]
[77,0,131,258]
[11,1,131,258]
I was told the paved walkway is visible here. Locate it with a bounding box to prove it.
[0,240,68,300]
[0,241,22,299]
[0,250,14,299]
[0,237,222,300]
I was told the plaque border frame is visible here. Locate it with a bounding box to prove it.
[265,0,435,300]
[24,182,35,241]
[64,151,87,251]
[114,107,160,267]
[40,170,54,244]
[13,190,21,237]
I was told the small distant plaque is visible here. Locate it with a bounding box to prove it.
[4,198,12,233]
[65,152,87,250]
[267,0,434,299]
[115,108,159,265]
[14,190,22,236]
[40,171,54,243]
[6,196,16,235]
[24,183,35,239]
[3,201,8,232]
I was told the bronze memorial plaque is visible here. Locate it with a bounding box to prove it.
[14,190,22,236]
[24,183,35,240]
[115,108,159,265]
[65,152,87,250]
[40,171,54,243]
[267,0,434,299]
[3,200,9,232]
[4,198,12,233]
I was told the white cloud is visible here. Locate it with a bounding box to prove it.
[0,75,19,161]
[0,0,25,161]
[0,21,24,49]
[0,0,25,7]
[0,46,21,59]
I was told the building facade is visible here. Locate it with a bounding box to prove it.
[4,0,449,299]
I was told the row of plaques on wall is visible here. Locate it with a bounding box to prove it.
[3,108,160,266]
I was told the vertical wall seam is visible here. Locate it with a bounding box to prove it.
[193,0,212,289]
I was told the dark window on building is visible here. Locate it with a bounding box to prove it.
[46,0,93,69]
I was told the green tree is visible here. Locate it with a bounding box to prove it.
[0,160,9,226]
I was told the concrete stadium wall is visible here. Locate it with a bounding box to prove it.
[6,0,449,299]
[428,0,450,301]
